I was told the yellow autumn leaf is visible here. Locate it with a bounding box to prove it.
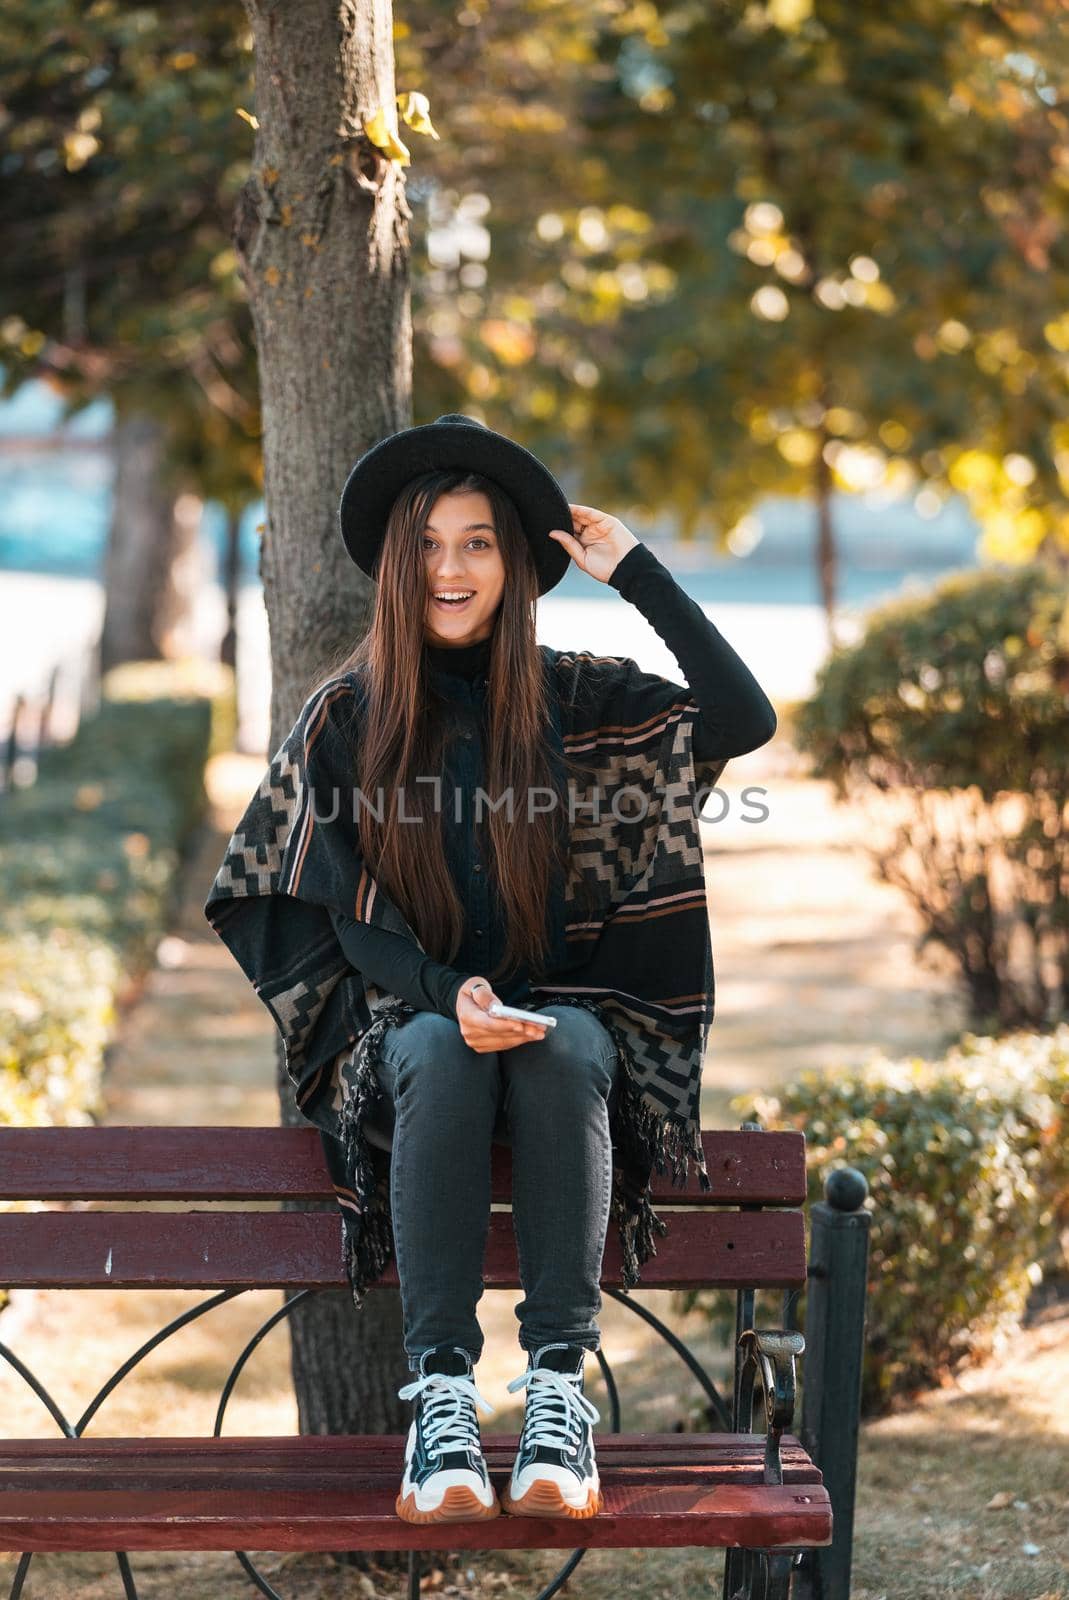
[948,449,999,494]
[397,90,440,140]
[362,106,411,166]
[63,131,99,171]
[777,428,819,467]
[480,320,536,366]
[1043,311,1069,352]
[236,107,259,130]
[768,0,812,26]
[977,506,1048,563]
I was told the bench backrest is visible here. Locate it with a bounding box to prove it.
[0,1127,807,1292]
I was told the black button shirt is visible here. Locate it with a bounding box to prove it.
[329,627,539,1016]
[428,633,534,1004]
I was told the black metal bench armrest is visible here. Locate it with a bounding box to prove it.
[736,1327,806,1486]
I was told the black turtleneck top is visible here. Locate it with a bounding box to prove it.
[424,631,492,680]
[328,541,777,1020]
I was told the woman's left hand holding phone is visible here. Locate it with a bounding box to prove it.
[455,978,550,1054]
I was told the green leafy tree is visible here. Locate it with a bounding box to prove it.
[0,1,260,667]
[7,1,1069,657]
[444,0,1069,638]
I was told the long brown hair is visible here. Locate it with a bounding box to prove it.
[308,468,594,980]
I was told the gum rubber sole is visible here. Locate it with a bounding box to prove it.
[501,1480,602,1519]
[395,1484,501,1524]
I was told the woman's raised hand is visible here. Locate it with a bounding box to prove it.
[547,503,640,585]
[455,978,550,1053]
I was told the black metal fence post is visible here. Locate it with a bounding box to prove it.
[794,1166,871,1600]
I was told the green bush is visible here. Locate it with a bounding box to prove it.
[0,658,234,1130]
[794,563,1069,798]
[688,1026,1069,1416]
[793,564,1069,1028]
[0,929,118,1128]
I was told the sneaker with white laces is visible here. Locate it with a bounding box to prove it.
[395,1345,500,1523]
[502,1342,602,1518]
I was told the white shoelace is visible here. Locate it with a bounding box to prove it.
[507,1365,601,1455]
[397,1370,496,1456]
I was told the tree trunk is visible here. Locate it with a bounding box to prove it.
[235,0,414,1566]
[219,505,241,672]
[99,411,197,673]
[814,424,838,651]
[162,490,206,658]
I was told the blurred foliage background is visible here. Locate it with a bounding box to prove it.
[3,0,1069,1414]
[4,0,1069,625]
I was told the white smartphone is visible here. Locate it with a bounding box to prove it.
[487,1000,557,1028]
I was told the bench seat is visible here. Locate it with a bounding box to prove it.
[0,1123,872,1599]
[0,1434,832,1551]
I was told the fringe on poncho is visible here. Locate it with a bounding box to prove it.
[204,646,728,1307]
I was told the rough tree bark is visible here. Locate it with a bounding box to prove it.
[233,0,415,1560]
[99,410,198,673]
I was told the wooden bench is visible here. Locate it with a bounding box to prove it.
[0,1121,871,1600]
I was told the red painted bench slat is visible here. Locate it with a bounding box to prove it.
[0,1434,822,1476]
[0,1126,807,1206]
[0,1435,832,1552]
[0,1207,807,1290]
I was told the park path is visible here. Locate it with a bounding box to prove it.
[100,751,284,1130]
[697,740,966,1123]
[2,744,1066,1598]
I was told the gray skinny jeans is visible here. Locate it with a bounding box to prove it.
[363,1002,620,1372]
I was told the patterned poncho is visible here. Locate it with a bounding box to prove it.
[203,647,729,1307]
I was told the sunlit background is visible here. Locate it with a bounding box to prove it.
[0,369,981,755]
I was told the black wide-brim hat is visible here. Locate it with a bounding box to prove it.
[338,412,572,597]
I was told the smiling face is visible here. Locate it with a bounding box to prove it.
[421,488,506,647]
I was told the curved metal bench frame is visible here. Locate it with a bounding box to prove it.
[1,1279,753,1600]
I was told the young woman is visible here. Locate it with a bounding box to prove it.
[205,413,777,1529]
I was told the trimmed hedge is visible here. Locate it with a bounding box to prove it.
[793,562,1069,800]
[0,657,234,1132]
[791,563,1069,1029]
[686,1026,1069,1415]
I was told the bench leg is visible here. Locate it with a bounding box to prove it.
[115,1552,140,1599]
[7,1553,31,1600]
[794,1173,871,1600]
[723,1280,807,1600]
[724,1547,798,1600]
[9,1550,140,1600]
